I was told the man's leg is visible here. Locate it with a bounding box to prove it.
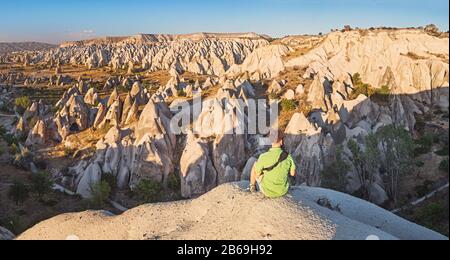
[250,166,262,193]
[256,176,265,195]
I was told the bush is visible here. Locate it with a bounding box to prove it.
[167,173,181,191]
[0,215,23,235]
[439,158,449,173]
[415,161,425,168]
[3,134,18,146]
[30,171,54,199]
[280,99,297,112]
[89,181,112,209]
[135,179,163,203]
[0,125,6,136]
[415,180,434,198]
[14,96,31,112]
[8,181,29,205]
[435,144,449,156]
[418,202,448,229]
[350,74,392,101]
[414,134,434,157]
[177,89,186,97]
[268,92,279,100]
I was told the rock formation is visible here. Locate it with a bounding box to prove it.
[16,183,448,240]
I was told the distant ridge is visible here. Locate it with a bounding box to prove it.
[60,32,271,47]
[0,42,57,54]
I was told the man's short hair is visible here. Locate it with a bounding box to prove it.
[275,132,285,144]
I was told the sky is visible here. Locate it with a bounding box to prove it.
[0,0,448,44]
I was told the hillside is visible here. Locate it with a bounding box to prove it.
[60,32,269,47]
[0,42,56,54]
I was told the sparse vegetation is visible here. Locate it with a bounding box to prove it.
[0,126,17,148]
[417,202,449,235]
[135,179,163,203]
[413,134,435,157]
[89,181,112,209]
[415,180,434,198]
[102,174,118,194]
[321,145,350,192]
[30,171,54,200]
[14,96,31,113]
[439,158,449,173]
[350,73,391,101]
[168,173,181,192]
[8,181,29,205]
[280,99,297,112]
[177,89,186,97]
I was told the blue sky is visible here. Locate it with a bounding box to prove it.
[1,0,448,43]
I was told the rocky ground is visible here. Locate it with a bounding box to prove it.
[0,26,448,240]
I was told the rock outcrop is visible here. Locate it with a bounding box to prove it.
[3,34,269,77]
[0,226,15,240]
[16,183,448,240]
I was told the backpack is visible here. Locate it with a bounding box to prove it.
[261,150,289,174]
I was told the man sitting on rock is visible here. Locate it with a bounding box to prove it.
[249,133,297,198]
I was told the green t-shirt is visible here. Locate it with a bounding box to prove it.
[254,147,296,198]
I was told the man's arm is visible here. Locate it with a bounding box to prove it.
[250,165,261,187]
[290,167,296,177]
[289,155,297,177]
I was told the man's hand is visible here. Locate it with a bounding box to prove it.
[249,184,257,193]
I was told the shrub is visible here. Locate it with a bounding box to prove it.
[102,174,118,194]
[439,158,449,173]
[268,92,279,100]
[89,181,112,209]
[167,173,181,191]
[177,89,186,97]
[14,96,31,112]
[30,171,54,200]
[8,181,29,205]
[418,202,448,229]
[415,161,425,168]
[0,125,6,136]
[280,99,297,112]
[2,133,18,146]
[135,179,163,203]
[415,180,434,197]
[0,215,23,235]
[414,134,434,157]
[435,143,449,156]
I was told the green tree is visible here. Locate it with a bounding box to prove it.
[135,179,163,203]
[89,181,112,209]
[375,125,414,204]
[8,181,29,205]
[31,171,54,200]
[345,138,378,200]
[322,145,350,192]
